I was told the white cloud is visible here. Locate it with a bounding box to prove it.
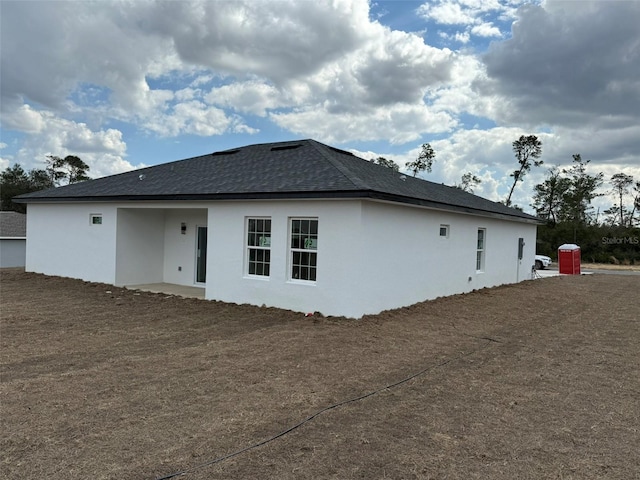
[1,0,456,146]
[0,142,10,170]
[1,0,637,211]
[134,0,372,84]
[479,1,640,129]
[0,104,46,133]
[470,22,501,38]
[272,103,457,145]
[454,31,471,43]
[206,81,290,117]
[6,107,137,179]
[417,0,519,29]
[0,1,178,111]
[419,1,478,25]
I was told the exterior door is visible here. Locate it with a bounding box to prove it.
[196,226,207,284]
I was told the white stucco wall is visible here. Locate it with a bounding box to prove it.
[115,208,166,285]
[24,199,537,319]
[206,200,362,317]
[0,238,26,267]
[355,201,537,316]
[25,203,118,283]
[205,199,536,318]
[26,202,209,287]
[162,209,208,286]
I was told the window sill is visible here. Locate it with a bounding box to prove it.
[244,274,270,281]
[287,279,317,286]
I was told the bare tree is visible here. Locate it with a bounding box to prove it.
[610,173,634,227]
[405,143,435,177]
[505,135,543,207]
[630,181,640,227]
[456,172,482,193]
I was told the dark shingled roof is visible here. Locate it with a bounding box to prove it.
[0,211,27,238]
[15,139,540,223]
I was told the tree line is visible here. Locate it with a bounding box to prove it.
[532,155,639,264]
[1,155,90,213]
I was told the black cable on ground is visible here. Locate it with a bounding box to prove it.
[155,337,496,480]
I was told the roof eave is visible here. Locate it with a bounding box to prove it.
[365,192,543,224]
[16,190,542,224]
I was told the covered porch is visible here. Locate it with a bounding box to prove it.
[115,207,208,290]
[126,282,205,299]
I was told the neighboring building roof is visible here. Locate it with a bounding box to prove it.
[15,139,540,223]
[0,211,27,238]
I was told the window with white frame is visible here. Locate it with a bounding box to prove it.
[90,214,102,225]
[476,228,486,271]
[247,218,271,276]
[290,218,318,281]
[439,224,449,238]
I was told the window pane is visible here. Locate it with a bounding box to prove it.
[477,251,482,271]
[290,219,318,281]
[247,218,271,276]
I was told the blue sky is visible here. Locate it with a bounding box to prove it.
[1,0,639,214]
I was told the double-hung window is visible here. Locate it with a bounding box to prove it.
[476,228,486,272]
[247,218,271,276]
[290,218,318,282]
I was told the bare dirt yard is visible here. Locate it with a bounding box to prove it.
[581,263,640,272]
[1,268,639,480]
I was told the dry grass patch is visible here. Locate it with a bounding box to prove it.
[581,263,640,271]
[1,269,639,479]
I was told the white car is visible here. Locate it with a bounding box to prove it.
[535,254,552,270]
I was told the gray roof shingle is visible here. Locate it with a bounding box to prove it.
[0,211,27,238]
[15,139,540,223]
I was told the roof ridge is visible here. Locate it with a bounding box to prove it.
[306,140,370,190]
